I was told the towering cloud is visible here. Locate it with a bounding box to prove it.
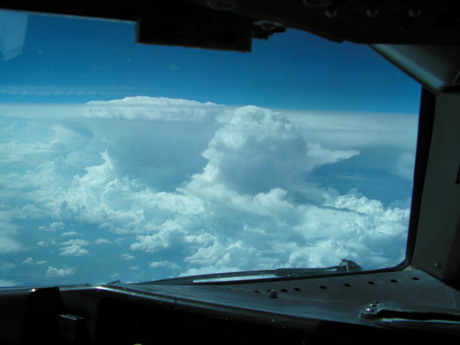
[188,106,358,196]
[0,97,416,285]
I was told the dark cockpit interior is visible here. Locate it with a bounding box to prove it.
[0,1,460,344]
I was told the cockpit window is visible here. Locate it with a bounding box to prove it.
[0,10,420,286]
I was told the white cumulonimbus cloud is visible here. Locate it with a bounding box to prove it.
[187,106,359,196]
[0,97,417,285]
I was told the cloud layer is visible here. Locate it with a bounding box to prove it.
[0,97,417,285]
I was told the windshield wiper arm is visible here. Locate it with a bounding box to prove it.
[274,259,362,277]
[133,259,362,285]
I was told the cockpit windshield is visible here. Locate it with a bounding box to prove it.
[0,9,420,287]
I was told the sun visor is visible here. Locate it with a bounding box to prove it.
[372,44,460,94]
[0,10,28,61]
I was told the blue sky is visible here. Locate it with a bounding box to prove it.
[0,11,419,111]
[0,10,420,287]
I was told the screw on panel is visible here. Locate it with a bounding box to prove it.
[366,9,379,18]
[409,9,422,18]
[361,301,381,319]
[254,21,284,31]
[324,9,337,18]
[266,290,278,299]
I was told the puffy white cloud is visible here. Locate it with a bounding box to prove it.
[122,253,134,261]
[61,231,78,236]
[149,261,181,270]
[46,266,75,278]
[60,245,89,256]
[0,97,416,284]
[22,257,34,264]
[38,222,65,232]
[61,239,90,246]
[60,239,90,256]
[188,106,358,196]
[22,257,47,265]
[288,193,409,268]
[50,222,64,231]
